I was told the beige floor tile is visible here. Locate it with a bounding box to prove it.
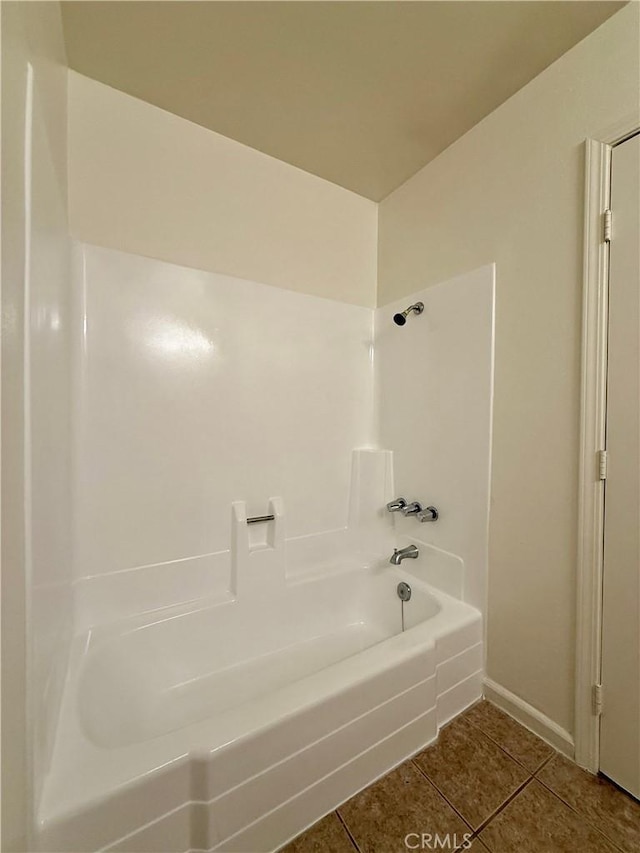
[537,753,640,853]
[339,760,471,853]
[281,712,640,853]
[479,779,620,852]
[279,811,356,853]
[462,700,553,772]
[412,715,529,829]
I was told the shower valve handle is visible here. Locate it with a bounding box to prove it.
[417,506,439,523]
[386,497,407,512]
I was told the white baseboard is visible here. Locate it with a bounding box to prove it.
[483,678,574,759]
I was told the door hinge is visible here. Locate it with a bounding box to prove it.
[598,449,608,480]
[603,209,612,243]
[593,683,604,716]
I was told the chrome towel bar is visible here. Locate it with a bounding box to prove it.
[246,514,275,525]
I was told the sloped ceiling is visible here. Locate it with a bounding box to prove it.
[61,1,625,200]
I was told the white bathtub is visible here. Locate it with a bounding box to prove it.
[38,561,482,853]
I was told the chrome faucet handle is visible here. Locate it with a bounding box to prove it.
[401,501,422,516]
[386,497,407,512]
[417,506,439,523]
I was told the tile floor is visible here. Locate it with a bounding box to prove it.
[280,700,640,853]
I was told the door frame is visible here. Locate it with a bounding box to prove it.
[576,113,640,773]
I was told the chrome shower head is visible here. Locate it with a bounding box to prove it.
[393,302,424,326]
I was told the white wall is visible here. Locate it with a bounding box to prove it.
[376,266,495,616]
[1,1,72,848]
[378,3,640,735]
[67,72,378,308]
[71,243,374,624]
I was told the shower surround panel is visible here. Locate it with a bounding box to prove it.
[37,245,494,850]
[375,267,495,614]
[70,243,375,625]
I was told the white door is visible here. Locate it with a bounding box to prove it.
[600,132,640,799]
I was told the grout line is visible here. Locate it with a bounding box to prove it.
[415,728,627,853]
[335,809,362,853]
[460,706,558,775]
[471,775,535,837]
[410,716,537,833]
[533,750,556,775]
[410,759,475,832]
[533,773,628,852]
